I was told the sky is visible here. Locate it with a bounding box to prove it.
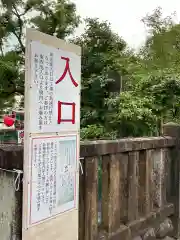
[72,0,180,49]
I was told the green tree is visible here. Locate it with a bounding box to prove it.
[0,0,80,109]
[73,18,132,139]
[1,3,180,139]
[106,92,158,137]
[122,7,180,135]
[76,14,180,139]
[140,7,180,73]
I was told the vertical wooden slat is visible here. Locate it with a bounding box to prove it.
[152,149,166,208]
[127,151,139,222]
[161,148,168,205]
[164,148,172,201]
[163,123,180,239]
[101,155,109,231]
[101,154,121,233]
[79,158,85,240]
[139,150,153,216]
[84,157,98,240]
[119,153,128,223]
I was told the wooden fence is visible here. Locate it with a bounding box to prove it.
[0,123,180,239]
[79,136,176,239]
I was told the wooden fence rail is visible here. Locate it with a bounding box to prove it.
[79,136,176,239]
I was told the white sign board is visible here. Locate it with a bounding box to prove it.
[23,29,81,239]
[29,41,80,133]
[29,135,78,225]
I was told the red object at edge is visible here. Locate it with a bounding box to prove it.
[3,116,15,127]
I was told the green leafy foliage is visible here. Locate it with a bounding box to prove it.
[0,3,180,139]
[106,92,158,137]
[73,18,132,139]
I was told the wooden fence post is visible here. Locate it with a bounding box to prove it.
[101,154,121,234]
[163,123,180,239]
[84,157,98,240]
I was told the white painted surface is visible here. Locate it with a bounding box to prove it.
[29,41,81,133]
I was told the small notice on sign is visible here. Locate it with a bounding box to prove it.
[28,134,78,226]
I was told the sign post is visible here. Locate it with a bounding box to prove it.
[23,29,81,240]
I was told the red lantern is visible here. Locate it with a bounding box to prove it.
[3,115,15,127]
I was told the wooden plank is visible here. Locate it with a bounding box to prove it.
[138,150,153,216]
[84,157,98,240]
[161,148,168,205]
[101,154,121,233]
[119,153,128,223]
[152,149,166,208]
[101,155,109,231]
[127,151,139,222]
[164,148,172,201]
[163,123,180,238]
[79,158,85,240]
[80,137,176,158]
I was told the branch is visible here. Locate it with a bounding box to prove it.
[12,5,25,53]
[12,30,25,53]
[21,8,30,17]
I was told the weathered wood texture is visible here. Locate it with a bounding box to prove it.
[84,157,98,240]
[163,123,180,239]
[80,136,175,157]
[101,154,121,233]
[0,131,179,240]
[79,135,177,240]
